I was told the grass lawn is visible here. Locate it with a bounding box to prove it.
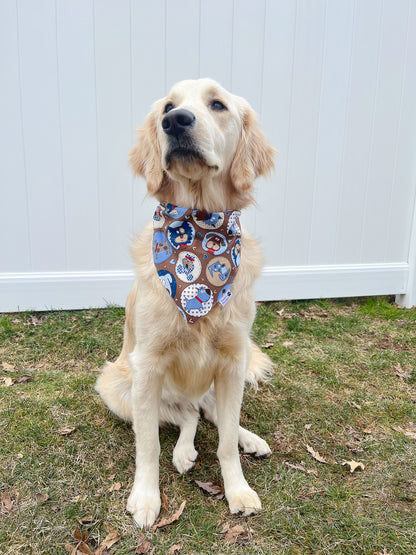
[1,297,416,554]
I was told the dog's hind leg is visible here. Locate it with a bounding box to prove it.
[200,387,271,458]
[161,402,199,474]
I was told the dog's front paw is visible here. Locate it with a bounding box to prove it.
[239,429,272,458]
[172,442,198,474]
[226,485,262,516]
[127,486,161,528]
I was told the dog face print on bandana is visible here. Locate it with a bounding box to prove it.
[152,203,242,324]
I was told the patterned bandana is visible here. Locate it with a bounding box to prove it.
[152,203,242,324]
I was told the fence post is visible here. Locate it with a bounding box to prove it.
[396,191,416,308]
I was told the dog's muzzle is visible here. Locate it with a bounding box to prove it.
[162,109,196,137]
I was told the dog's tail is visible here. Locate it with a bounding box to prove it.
[95,357,133,422]
[95,282,137,422]
[245,339,274,390]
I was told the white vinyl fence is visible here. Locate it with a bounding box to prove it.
[1,0,416,311]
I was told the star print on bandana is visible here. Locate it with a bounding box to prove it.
[152,203,242,324]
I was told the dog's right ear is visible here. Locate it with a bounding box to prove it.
[129,112,165,195]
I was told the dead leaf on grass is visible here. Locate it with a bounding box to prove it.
[109,482,121,493]
[394,363,411,380]
[1,361,15,372]
[282,341,294,347]
[74,528,89,543]
[348,401,362,410]
[341,460,365,473]
[2,377,15,387]
[1,491,13,512]
[220,523,250,544]
[374,550,393,555]
[57,426,78,436]
[161,490,169,511]
[152,500,186,531]
[195,480,224,498]
[24,315,43,326]
[306,445,328,464]
[35,492,49,503]
[94,524,121,555]
[74,542,93,555]
[16,374,33,384]
[392,423,416,441]
[168,544,182,554]
[284,461,318,476]
[260,342,274,349]
[135,533,153,554]
[65,528,94,555]
[304,423,312,430]
[79,515,94,524]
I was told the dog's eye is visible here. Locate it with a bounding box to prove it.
[163,103,174,114]
[211,100,227,111]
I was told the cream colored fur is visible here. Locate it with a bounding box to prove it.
[95,78,275,528]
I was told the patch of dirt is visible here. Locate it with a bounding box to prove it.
[364,332,409,352]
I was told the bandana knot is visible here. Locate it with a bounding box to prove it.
[152,203,242,324]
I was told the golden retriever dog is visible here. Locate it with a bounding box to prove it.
[95,78,275,528]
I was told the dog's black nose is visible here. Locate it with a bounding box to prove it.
[162,109,196,137]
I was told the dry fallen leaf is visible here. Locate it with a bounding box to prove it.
[74,528,89,543]
[260,342,274,349]
[109,482,121,493]
[35,492,48,503]
[1,361,15,372]
[135,534,153,554]
[58,426,78,436]
[394,363,411,380]
[304,423,312,430]
[16,374,33,384]
[284,461,318,476]
[74,542,93,555]
[79,515,94,524]
[168,544,183,554]
[341,460,365,473]
[195,480,224,497]
[152,500,186,531]
[392,423,416,441]
[1,492,13,512]
[282,341,294,347]
[306,445,327,464]
[94,525,121,555]
[161,490,169,511]
[25,315,43,326]
[221,523,250,544]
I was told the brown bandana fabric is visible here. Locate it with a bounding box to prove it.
[152,203,242,324]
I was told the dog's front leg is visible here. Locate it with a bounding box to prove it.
[215,363,262,516]
[127,350,163,528]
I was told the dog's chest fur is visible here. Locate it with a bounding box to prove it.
[130,221,263,399]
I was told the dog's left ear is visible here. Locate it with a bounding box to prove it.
[129,112,165,195]
[230,107,275,191]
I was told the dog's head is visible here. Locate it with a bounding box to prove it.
[130,78,275,210]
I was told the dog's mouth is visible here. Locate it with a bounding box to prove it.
[165,137,219,172]
[166,147,205,166]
